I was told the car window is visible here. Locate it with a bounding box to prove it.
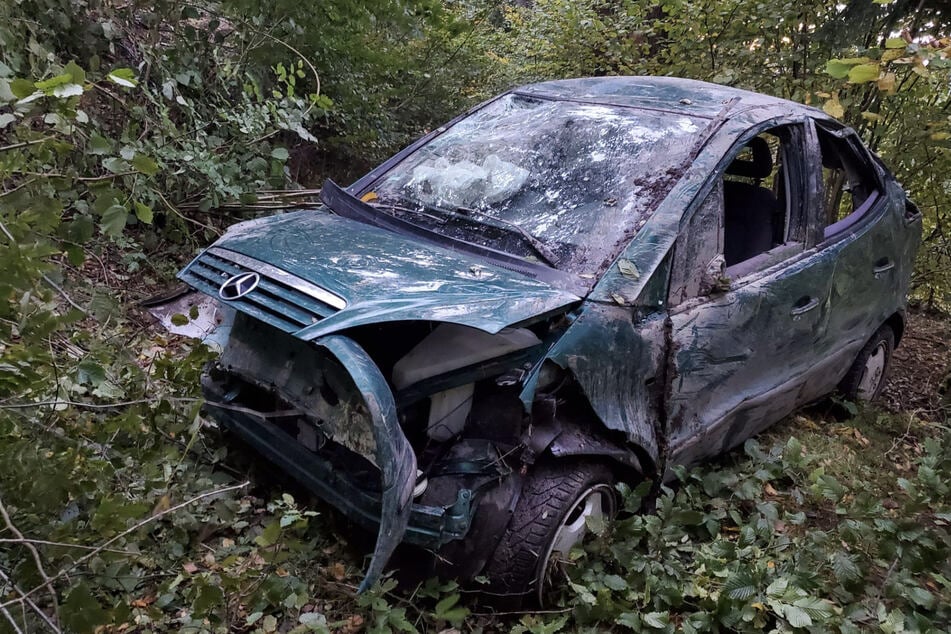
[364,94,706,276]
[815,125,883,238]
[668,124,806,306]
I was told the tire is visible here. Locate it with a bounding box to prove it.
[838,326,895,402]
[483,461,617,606]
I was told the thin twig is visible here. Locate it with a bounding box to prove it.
[0,138,55,152]
[0,219,87,314]
[156,190,221,236]
[0,496,59,626]
[0,481,250,609]
[0,604,24,634]
[0,538,136,555]
[0,568,61,634]
[0,396,200,410]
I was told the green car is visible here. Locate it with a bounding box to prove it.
[171,77,921,602]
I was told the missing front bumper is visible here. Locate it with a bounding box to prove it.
[200,332,477,591]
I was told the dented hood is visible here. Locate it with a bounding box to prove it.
[179,209,581,338]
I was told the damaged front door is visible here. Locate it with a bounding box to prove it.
[665,122,833,468]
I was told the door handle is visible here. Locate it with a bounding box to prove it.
[790,296,819,317]
[873,257,895,276]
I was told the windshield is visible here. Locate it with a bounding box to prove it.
[365,93,704,276]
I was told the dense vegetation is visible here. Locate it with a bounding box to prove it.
[0,0,948,632]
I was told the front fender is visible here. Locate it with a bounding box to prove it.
[316,335,417,592]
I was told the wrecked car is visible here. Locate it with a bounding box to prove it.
[162,77,922,602]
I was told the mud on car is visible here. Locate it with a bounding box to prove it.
[156,77,922,603]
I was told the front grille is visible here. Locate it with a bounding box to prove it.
[180,247,346,333]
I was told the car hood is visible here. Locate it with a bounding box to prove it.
[178,209,582,339]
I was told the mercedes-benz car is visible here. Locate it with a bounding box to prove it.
[161,76,921,603]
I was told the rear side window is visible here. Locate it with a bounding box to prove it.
[815,125,883,238]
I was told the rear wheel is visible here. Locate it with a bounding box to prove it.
[483,461,617,606]
[838,326,895,402]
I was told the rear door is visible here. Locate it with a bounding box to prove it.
[809,121,906,376]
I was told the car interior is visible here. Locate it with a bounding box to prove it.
[722,134,788,266]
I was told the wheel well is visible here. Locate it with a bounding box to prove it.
[884,312,905,347]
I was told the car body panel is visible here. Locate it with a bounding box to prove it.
[178,209,582,338]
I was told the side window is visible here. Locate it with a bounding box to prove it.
[815,125,883,238]
[668,124,806,307]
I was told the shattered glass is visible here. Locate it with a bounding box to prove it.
[370,94,703,275]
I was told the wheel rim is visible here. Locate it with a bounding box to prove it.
[536,484,615,605]
[856,341,888,400]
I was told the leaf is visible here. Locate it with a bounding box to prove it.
[885,37,907,49]
[270,147,290,160]
[602,574,628,591]
[782,604,812,628]
[100,204,128,237]
[0,113,15,128]
[62,581,109,633]
[877,72,897,93]
[89,133,113,155]
[831,552,861,582]
[102,157,129,174]
[848,63,881,83]
[643,612,670,629]
[433,593,469,627]
[65,60,86,83]
[255,520,282,547]
[724,571,758,600]
[823,95,844,119]
[9,77,34,98]
[617,258,640,279]
[107,68,138,87]
[134,201,153,224]
[131,153,159,176]
[52,83,83,98]
[34,72,73,93]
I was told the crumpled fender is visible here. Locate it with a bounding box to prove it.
[316,335,417,593]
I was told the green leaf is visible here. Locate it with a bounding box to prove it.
[62,581,109,633]
[643,612,670,629]
[602,574,628,591]
[102,157,129,174]
[9,77,34,98]
[131,153,159,176]
[885,37,907,49]
[0,113,15,128]
[617,258,640,279]
[831,552,861,582]
[65,60,86,83]
[89,133,113,155]
[255,520,282,547]
[100,204,128,236]
[848,63,881,83]
[34,72,72,93]
[724,571,758,600]
[134,201,154,224]
[107,68,138,87]
[270,147,290,161]
[782,604,813,628]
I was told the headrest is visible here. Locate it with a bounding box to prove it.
[726,136,773,179]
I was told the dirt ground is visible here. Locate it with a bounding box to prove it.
[880,309,950,421]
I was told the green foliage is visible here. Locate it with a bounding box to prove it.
[560,431,951,632]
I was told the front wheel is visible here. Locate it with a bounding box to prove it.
[838,326,895,402]
[483,461,617,606]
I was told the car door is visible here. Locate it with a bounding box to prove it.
[665,121,835,469]
[809,120,907,376]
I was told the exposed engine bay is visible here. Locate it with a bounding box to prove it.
[168,295,633,591]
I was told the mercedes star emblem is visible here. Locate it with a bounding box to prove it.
[218,272,260,300]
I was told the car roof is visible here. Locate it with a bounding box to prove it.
[517,76,827,121]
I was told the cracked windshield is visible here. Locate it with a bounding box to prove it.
[368,94,703,275]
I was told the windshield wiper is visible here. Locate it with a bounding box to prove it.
[450,206,558,268]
